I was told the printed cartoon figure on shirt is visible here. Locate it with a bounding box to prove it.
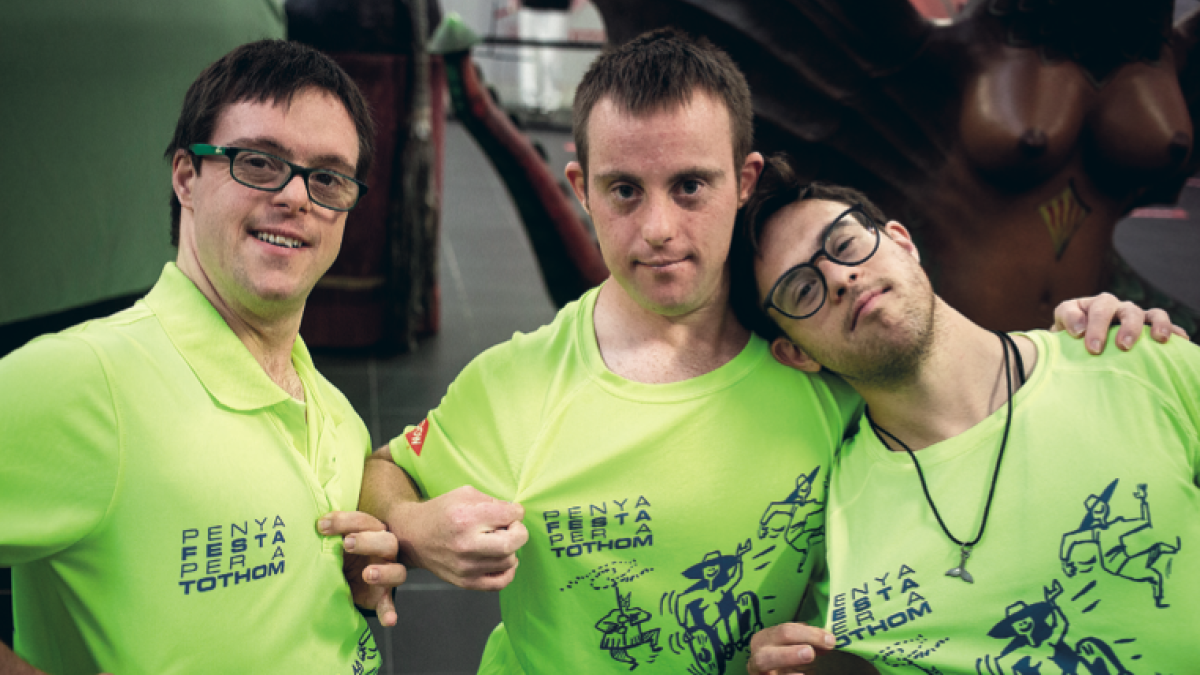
[1059,479,1180,608]
[978,580,1130,675]
[665,539,762,675]
[757,467,825,572]
[563,560,662,670]
[595,589,663,670]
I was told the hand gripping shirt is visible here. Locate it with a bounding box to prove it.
[814,330,1200,673]
[0,264,380,674]
[390,285,861,675]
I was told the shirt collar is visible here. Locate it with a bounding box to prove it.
[142,263,325,414]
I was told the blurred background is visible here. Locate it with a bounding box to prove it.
[2,1,1199,672]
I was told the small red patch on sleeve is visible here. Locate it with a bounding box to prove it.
[404,419,429,456]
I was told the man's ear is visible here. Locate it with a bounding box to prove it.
[565,161,589,215]
[172,149,198,210]
[770,336,823,374]
[738,152,765,207]
[883,221,920,263]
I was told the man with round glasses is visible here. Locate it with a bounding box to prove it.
[0,40,392,673]
[733,155,1199,673]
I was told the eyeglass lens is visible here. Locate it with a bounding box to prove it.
[770,212,877,317]
[231,151,359,210]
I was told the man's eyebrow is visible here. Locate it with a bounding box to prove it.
[668,167,724,184]
[226,137,356,174]
[593,170,641,187]
[808,207,854,255]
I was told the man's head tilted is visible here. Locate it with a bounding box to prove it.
[732,154,938,387]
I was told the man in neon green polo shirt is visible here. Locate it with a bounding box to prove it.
[735,158,1199,673]
[0,40,389,673]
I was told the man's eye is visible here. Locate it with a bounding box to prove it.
[613,185,636,200]
[679,179,701,195]
[311,172,338,187]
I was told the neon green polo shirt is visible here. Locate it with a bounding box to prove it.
[0,263,380,674]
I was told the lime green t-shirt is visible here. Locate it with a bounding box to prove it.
[390,285,861,674]
[815,330,1200,673]
[0,264,380,674]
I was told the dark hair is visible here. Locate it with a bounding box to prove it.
[165,39,375,246]
[572,27,753,184]
[730,153,888,343]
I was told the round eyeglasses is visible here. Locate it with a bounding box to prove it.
[189,144,368,212]
[762,203,882,320]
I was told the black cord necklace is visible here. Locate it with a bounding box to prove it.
[866,331,1025,584]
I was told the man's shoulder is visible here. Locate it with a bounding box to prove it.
[466,292,591,377]
[3,302,160,372]
[1033,328,1199,380]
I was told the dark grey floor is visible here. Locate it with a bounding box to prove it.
[311,120,1198,675]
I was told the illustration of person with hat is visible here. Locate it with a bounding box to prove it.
[672,540,762,674]
[986,580,1129,675]
[757,467,825,572]
[1059,478,1180,607]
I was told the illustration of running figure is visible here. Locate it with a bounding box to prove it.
[595,590,662,670]
[1059,479,1180,607]
[980,580,1130,675]
[672,540,762,675]
[757,467,824,572]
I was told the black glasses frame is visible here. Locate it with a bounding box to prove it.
[762,203,882,320]
[189,144,368,212]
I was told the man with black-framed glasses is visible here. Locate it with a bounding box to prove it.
[0,40,398,674]
[733,154,1199,674]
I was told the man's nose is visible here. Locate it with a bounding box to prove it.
[640,193,678,246]
[820,258,860,303]
[275,173,311,210]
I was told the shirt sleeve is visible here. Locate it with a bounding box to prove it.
[0,334,121,565]
[389,343,534,502]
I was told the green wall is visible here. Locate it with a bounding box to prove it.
[0,1,286,326]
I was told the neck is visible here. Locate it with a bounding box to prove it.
[176,256,306,401]
[593,281,750,384]
[858,302,1036,450]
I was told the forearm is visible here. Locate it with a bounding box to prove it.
[359,446,425,568]
[0,643,48,675]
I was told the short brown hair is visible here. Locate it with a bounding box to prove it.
[731,153,888,342]
[572,27,753,183]
[165,40,375,246]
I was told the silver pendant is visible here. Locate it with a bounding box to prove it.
[946,546,974,583]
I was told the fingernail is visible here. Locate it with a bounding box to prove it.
[799,645,814,662]
[1088,338,1101,353]
[366,568,379,582]
[1072,320,1085,336]
[1120,335,1133,350]
[318,518,331,533]
[344,535,356,550]
[824,632,836,649]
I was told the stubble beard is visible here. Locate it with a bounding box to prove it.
[815,278,939,390]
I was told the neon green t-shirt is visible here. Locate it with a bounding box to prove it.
[814,330,1200,673]
[390,285,861,674]
[0,264,380,674]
